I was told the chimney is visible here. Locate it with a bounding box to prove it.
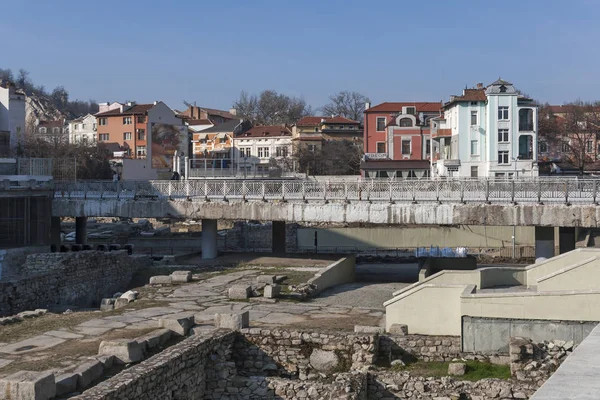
[365,102,371,110]
[229,108,237,116]
[476,83,483,89]
[126,101,136,107]
[153,101,158,105]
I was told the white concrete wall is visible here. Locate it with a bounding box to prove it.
[307,255,355,294]
[537,257,600,292]
[525,249,598,287]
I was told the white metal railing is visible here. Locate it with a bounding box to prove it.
[52,178,600,204]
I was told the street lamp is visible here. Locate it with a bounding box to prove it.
[511,156,520,259]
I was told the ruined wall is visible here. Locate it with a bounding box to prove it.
[379,334,462,363]
[0,251,150,316]
[71,331,236,400]
[220,222,298,252]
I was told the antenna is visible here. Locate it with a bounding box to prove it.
[183,100,194,108]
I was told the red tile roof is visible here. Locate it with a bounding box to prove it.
[296,116,360,126]
[443,89,487,108]
[238,125,292,138]
[95,104,154,117]
[365,102,442,113]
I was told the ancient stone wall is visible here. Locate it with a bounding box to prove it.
[379,334,462,363]
[71,331,236,400]
[220,222,299,252]
[0,251,150,316]
[232,328,377,379]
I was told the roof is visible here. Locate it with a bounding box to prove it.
[448,89,487,103]
[187,119,213,125]
[200,119,241,133]
[100,142,123,153]
[296,116,360,126]
[360,160,430,170]
[365,102,442,113]
[39,120,65,128]
[489,78,513,86]
[238,125,292,138]
[201,107,237,120]
[95,104,154,117]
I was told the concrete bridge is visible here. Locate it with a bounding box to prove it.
[49,178,600,259]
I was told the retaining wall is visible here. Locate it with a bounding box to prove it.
[307,256,356,295]
[0,251,150,316]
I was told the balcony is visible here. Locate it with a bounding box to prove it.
[432,128,452,139]
[443,159,461,168]
[519,109,534,132]
[519,122,534,132]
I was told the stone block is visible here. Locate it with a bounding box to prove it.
[275,275,287,283]
[354,325,384,334]
[215,311,249,330]
[55,373,78,396]
[388,324,408,335]
[229,285,252,299]
[149,275,172,285]
[0,370,56,400]
[113,297,130,309]
[74,360,104,390]
[120,290,139,302]
[309,349,340,373]
[264,284,281,299]
[99,340,144,364]
[100,298,115,311]
[448,362,466,376]
[95,354,115,369]
[159,314,195,336]
[171,270,192,283]
[257,275,277,284]
[135,328,172,350]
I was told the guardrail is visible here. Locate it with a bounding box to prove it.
[52,178,600,204]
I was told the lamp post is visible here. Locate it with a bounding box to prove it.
[511,156,520,259]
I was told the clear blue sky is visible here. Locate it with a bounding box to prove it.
[2,0,599,111]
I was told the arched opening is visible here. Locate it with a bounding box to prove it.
[519,109,534,131]
[399,118,412,127]
[519,135,533,160]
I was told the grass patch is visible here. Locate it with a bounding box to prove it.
[391,360,511,382]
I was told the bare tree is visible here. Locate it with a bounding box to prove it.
[320,91,370,122]
[293,139,362,175]
[233,90,312,125]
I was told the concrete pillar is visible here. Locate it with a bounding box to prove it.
[272,221,286,254]
[50,217,61,249]
[558,227,576,254]
[535,226,555,259]
[75,216,87,245]
[201,219,218,259]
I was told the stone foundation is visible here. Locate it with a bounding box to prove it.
[379,334,462,363]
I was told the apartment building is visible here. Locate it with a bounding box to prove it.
[233,125,293,175]
[0,80,25,156]
[68,114,97,145]
[431,79,538,178]
[362,102,442,178]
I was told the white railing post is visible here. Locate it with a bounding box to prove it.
[302,181,306,202]
[282,181,286,202]
[262,181,266,202]
[389,181,393,203]
[242,181,247,202]
[204,180,209,202]
[223,180,228,201]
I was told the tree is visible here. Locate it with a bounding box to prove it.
[320,91,370,122]
[233,90,312,125]
[293,139,363,176]
[539,101,600,174]
[0,68,14,82]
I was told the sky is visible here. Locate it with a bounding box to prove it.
[2,0,599,112]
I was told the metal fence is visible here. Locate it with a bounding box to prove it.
[53,178,600,204]
[17,158,78,181]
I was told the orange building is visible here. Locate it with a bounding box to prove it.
[95,102,151,159]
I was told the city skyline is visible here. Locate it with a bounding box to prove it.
[2,0,599,111]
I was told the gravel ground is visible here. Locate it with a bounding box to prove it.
[309,282,410,310]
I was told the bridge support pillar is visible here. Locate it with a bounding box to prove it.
[558,227,576,254]
[272,221,286,254]
[75,217,87,245]
[201,219,218,259]
[535,226,555,259]
[51,217,61,250]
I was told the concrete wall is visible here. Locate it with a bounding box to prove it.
[298,225,535,248]
[52,198,600,228]
[526,249,598,287]
[384,284,466,335]
[537,257,600,292]
[307,255,355,295]
[462,316,597,354]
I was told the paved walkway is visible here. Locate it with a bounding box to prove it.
[0,265,385,378]
[531,323,600,399]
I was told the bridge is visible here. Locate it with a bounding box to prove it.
[47,178,600,259]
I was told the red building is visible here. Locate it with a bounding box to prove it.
[362,102,442,178]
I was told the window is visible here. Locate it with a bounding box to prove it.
[136,146,146,157]
[137,116,145,123]
[239,148,251,157]
[308,144,317,153]
[471,166,478,178]
[337,125,344,129]
[276,146,288,157]
[406,107,416,115]
[73,124,79,131]
[562,141,570,152]
[499,85,507,93]
[376,142,386,153]
[470,111,478,126]
[314,127,319,132]
[470,101,478,106]
[52,127,60,134]
[137,129,145,140]
[123,132,132,140]
[244,148,252,157]
[498,129,509,142]
[587,140,594,153]
[98,118,107,126]
[498,150,509,164]
[200,138,207,144]
[498,106,509,120]
[348,125,355,129]
[470,140,479,155]
[399,118,412,127]
[539,141,548,154]
[123,117,132,125]
[401,140,411,155]
[93,123,97,130]
[258,147,270,158]
[425,139,431,155]
[82,124,86,130]
[219,137,226,144]
[376,117,386,131]
[39,127,47,134]
[99,133,109,141]
[82,136,88,145]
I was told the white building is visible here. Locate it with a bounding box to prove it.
[233,125,293,175]
[431,79,538,178]
[0,80,26,156]
[68,114,97,145]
